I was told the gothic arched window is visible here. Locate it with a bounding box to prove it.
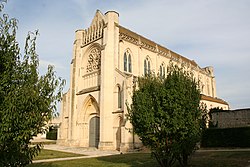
[144,57,151,76]
[144,59,147,75]
[123,50,132,73]
[159,63,166,78]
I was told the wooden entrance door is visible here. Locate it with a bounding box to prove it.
[89,116,100,147]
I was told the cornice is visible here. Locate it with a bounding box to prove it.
[76,86,100,95]
[118,26,213,76]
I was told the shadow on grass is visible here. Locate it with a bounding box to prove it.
[33,149,84,160]
[28,162,58,167]
[96,151,250,167]
[28,153,159,167]
[96,153,160,167]
[28,150,250,167]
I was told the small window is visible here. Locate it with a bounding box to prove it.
[124,53,127,72]
[144,59,147,75]
[148,61,150,74]
[163,67,165,78]
[128,54,132,73]
[159,63,165,78]
[144,57,151,76]
[118,87,122,108]
[160,65,162,77]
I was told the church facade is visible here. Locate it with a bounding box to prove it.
[57,10,229,151]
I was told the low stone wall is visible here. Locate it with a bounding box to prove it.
[211,108,250,128]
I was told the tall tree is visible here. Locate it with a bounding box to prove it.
[0,2,65,166]
[128,64,203,167]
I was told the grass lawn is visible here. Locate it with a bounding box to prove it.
[29,150,250,167]
[33,149,84,160]
[29,153,157,167]
[190,151,250,167]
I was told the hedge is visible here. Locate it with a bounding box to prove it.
[201,127,250,147]
[46,129,57,140]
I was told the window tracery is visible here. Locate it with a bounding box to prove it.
[144,57,151,76]
[86,48,101,73]
[123,50,132,73]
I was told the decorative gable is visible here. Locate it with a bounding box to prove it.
[82,10,105,46]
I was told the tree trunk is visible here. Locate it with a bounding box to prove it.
[183,154,188,167]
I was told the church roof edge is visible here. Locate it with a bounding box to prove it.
[119,25,201,69]
[201,94,229,106]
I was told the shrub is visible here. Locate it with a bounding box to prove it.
[201,127,250,147]
[46,129,57,140]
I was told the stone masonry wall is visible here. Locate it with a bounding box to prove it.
[211,108,250,128]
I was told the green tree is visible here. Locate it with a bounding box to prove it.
[128,65,203,167]
[0,2,65,166]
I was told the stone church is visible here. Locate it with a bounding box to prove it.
[57,10,229,151]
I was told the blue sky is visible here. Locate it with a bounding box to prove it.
[3,0,250,109]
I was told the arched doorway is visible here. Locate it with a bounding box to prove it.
[89,116,100,147]
[80,95,100,147]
